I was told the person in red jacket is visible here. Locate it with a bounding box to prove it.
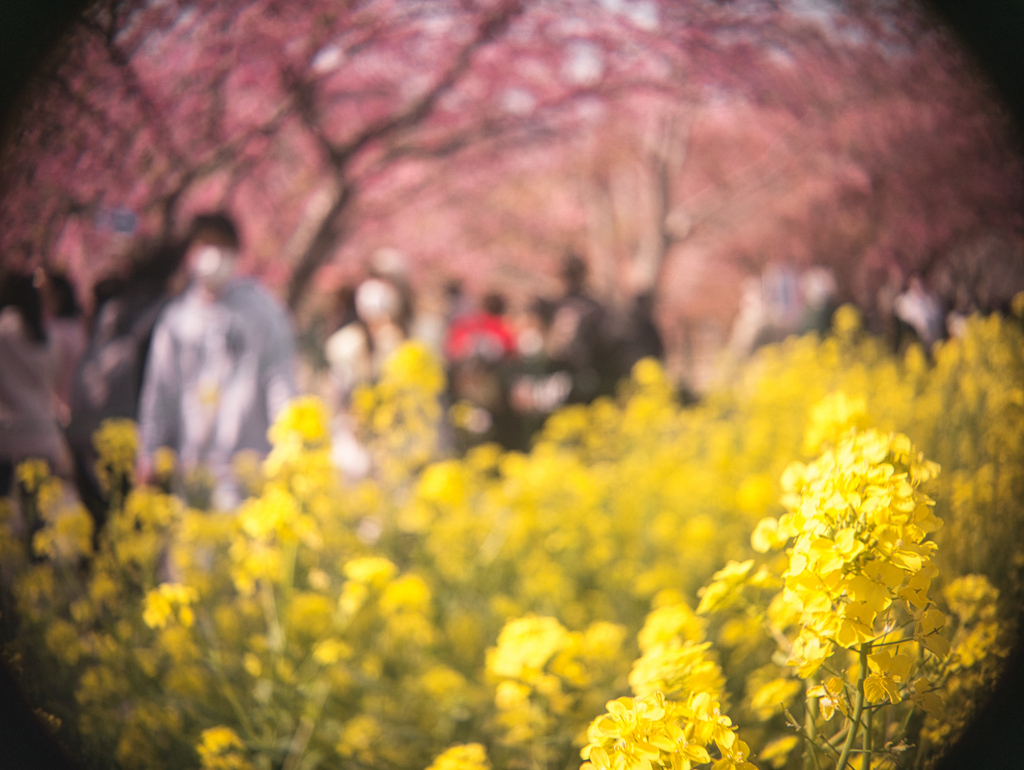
[444,292,517,363]
[443,292,518,451]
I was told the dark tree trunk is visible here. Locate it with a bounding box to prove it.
[286,183,353,311]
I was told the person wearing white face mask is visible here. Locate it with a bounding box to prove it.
[137,212,297,510]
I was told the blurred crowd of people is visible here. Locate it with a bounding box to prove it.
[0,209,1006,531]
[0,212,668,535]
[727,259,974,362]
[321,250,665,462]
[728,261,840,355]
[0,271,83,494]
[1,213,297,534]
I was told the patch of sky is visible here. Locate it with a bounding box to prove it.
[311,43,344,74]
[597,0,659,30]
[563,40,605,85]
[783,0,841,37]
[765,44,796,69]
[502,87,537,115]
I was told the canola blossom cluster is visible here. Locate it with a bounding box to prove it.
[769,429,947,675]
[1,309,1022,770]
[580,691,754,770]
[705,430,956,769]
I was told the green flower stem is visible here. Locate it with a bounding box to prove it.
[806,678,819,741]
[533,695,548,770]
[826,724,850,750]
[783,707,832,767]
[282,679,329,770]
[277,538,299,656]
[206,649,258,740]
[862,705,872,770]
[261,580,284,655]
[804,679,820,770]
[837,644,870,770]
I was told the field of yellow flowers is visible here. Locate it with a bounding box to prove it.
[2,306,1022,770]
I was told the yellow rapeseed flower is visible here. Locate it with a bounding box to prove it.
[92,418,138,493]
[267,396,330,447]
[425,742,492,770]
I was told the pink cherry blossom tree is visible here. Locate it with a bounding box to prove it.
[1,0,1021,348]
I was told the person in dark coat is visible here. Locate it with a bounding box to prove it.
[548,252,615,403]
[0,272,69,497]
[66,238,186,530]
[617,290,664,374]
